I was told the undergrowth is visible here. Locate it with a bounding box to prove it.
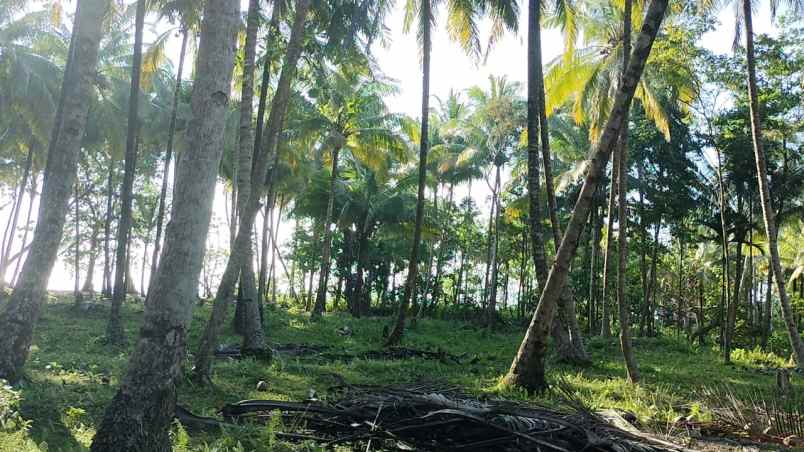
[0,294,800,451]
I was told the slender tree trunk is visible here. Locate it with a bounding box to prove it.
[258,196,273,304]
[0,145,33,284]
[482,178,496,306]
[600,149,618,338]
[270,200,284,304]
[385,0,431,346]
[486,165,502,327]
[82,226,98,293]
[13,175,38,285]
[73,183,82,306]
[0,192,19,284]
[589,200,599,334]
[725,221,743,363]
[313,145,341,317]
[233,0,265,349]
[742,0,804,365]
[102,162,113,298]
[193,0,310,382]
[503,0,667,392]
[90,2,239,448]
[615,0,639,382]
[432,183,453,306]
[0,0,109,382]
[149,29,188,291]
[761,269,772,349]
[647,221,660,336]
[637,164,648,337]
[106,0,146,345]
[534,21,588,358]
[747,198,754,331]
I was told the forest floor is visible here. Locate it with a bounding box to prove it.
[1,294,802,451]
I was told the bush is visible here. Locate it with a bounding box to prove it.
[0,382,41,451]
[731,346,788,368]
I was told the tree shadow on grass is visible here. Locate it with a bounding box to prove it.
[17,375,115,452]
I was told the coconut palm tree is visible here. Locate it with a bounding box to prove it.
[545,0,694,340]
[89,1,240,449]
[503,0,669,392]
[106,0,147,345]
[305,73,405,317]
[193,0,312,383]
[463,76,525,325]
[147,0,201,291]
[386,0,519,346]
[0,0,111,382]
[739,0,804,366]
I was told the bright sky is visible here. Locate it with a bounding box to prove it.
[1,0,783,292]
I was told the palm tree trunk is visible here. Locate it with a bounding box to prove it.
[106,0,146,345]
[0,145,33,284]
[89,2,240,448]
[102,162,113,298]
[270,199,284,304]
[385,0,431,346]
[589,198,601,333]
[761,269,772,349]
[73,182,82,306]
[486,165,502,327]
[193,0,310,382]
[313,145,342,317]
[234,0,265,350]
[82,226,98,293]
[534,18,589,358]
[0,0,109,382]
[600,149,619,338]
[482,178,496,306]
[724,219,743,362]
[647,221,660,336]
[503,0,667,392]
[616,0,639,383]
[258,195,273,304]
[12,174,38,286]
[149,28,188,292]
[742,0,804,366]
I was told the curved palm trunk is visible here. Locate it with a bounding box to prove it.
[313,145,342,317]
[0,0,109,382]
[385,0,431,346]
[106,0,146,345]
[616,0,639,383]
[741,0,804,365]
[534,18,589,361]
[89,2,240,449]
[193,0,310,382]
[503,0,667,392]
[233,0,265,348]
[149,28,188,292]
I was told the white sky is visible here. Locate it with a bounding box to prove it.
[0,0,783,292]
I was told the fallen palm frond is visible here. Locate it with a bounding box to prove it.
[202,383,690,451]
[694,384,804,445]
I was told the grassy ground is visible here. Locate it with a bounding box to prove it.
[1,294,801,451]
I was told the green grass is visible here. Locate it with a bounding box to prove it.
[1,294,801,451]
